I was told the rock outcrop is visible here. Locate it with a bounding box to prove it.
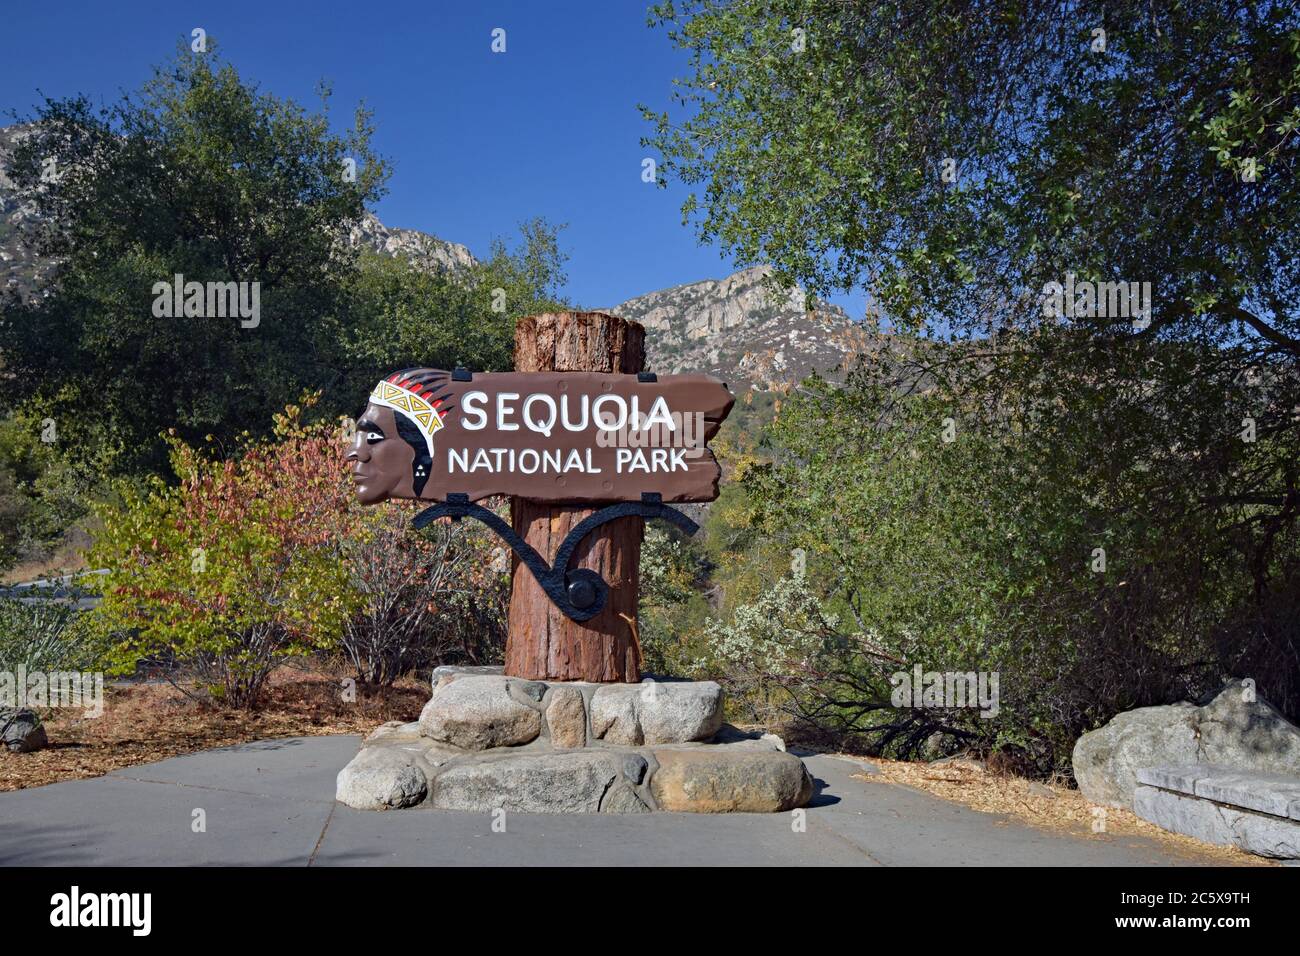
[344,211,475,274]
[611,265,879,389]
[0,124,55,296]
[0,707,48,753]
[1072,683,1300,809]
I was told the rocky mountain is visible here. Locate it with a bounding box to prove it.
[345,210,476,273]
[1,122,873,388]
[0,124,55,296]
[610,265,875,388]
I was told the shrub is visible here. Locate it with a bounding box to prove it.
[339,502,508,687]
[709,350,1264,774]
[0,411,95,573]
[638,524,715,677]
[87,399,359,708]
[87,396,513,705]
[0,597,99,673]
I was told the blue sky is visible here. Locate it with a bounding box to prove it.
[1,0,864,314]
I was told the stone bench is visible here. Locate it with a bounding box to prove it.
[1133,764,1300,861]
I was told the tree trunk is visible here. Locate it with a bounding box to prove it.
[504,312,645,682]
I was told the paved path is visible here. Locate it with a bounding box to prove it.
[0,569,106,609]
[0,736,1219,866]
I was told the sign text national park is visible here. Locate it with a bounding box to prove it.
[348,367,734,505]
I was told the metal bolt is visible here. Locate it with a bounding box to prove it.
[568,578,597,609]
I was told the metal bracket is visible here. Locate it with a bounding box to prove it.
[412,492,699,622]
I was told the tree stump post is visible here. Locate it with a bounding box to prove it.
[504,311,645,683]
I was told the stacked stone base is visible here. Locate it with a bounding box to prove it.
[336,666,814,814]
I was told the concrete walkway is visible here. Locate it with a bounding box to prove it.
[0,735,1220,865]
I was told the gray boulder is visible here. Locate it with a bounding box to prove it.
[336,746,429,810]
[337,675,818,815]
[1134,785,1300,860]
[1073,683,1300,808]
[365,720,422,743]
[419,675,542,750]
[1198,684,1300,770]
[544,686,587,749]
[590,684,642,744]
[590,680,723,746]
[429,752,622,813]
[431,664,505,692]
[709,723,787,751]
[1,708,47,753]
[1073,703,1199,808]
[650,748,814,812]
[639,681,724,744]
[431,664,506,681]
[600,783,654,813]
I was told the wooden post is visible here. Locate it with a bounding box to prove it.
[505,311,645,683]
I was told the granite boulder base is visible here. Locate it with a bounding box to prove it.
[336,667,814,813]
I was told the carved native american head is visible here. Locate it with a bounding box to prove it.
[347,368,454,504]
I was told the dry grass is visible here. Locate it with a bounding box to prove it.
[0,530,92,586]
[849,754,1274,866]
[0,662,425,791]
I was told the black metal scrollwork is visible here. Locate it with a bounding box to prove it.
[412,492,699,622]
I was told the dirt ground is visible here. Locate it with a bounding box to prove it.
[854,755,1274,866]
[0,533,91,586]
[0,663,427,792]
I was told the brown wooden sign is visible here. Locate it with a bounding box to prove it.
[349,367,734,505]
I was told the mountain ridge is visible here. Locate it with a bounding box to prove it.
[608,264,873,388]
[0,123,873,389]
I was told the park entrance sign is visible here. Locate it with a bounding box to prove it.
[356,369,732,505]
[348,311,734,684]
[336,312,814,816]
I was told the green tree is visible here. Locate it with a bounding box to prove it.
[646,2,1299,342]
[0,43,389,476]
[0,45,568,575]
[338,218,569,389]
[718,349,1250,768]
[646,1,1300,729]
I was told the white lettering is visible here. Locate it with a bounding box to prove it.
[593,395,627,431]
[522,394,557,437]
[462,392,489,430]
[497,393,520,430]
